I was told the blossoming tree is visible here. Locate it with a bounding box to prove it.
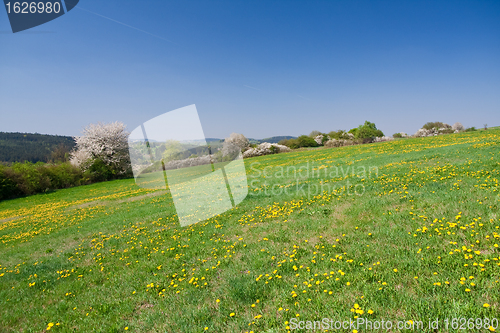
[70,121,131,177]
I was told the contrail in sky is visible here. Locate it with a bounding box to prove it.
[76,6,175,43]
[243,85,263,91]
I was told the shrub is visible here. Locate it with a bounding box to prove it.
[439,128,454,134]
[0,162,92,201]
[422,122,451,130]
[373,136,394,142]
[393,133,403,138]
[279,136,319,149]
[37,163,84,189]
[279,138,300,149]
[324,140,336,148]
[349,121,384,143]
[414,128,431,137]
[0,166,22,200]
[452,122,464,132]
[242,143,291,158]
[465,127,477,132]
[414,124,458,137]
[324,139,356,148]
[10,162,51,195]
[85,159,115,182]
[308,130,321,138]
[297,135,319,148]
[328,130,351,140]
[313,134,328,145]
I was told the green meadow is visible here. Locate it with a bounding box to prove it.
[0,128,499,332]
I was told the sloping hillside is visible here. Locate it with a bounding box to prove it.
[0,132,75,163]
[0,129,498,332]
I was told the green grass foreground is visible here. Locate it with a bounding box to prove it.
[0,129,499,332]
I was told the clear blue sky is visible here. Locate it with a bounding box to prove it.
[1,0,499,139]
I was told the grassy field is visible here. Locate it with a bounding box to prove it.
[0,129,499,332]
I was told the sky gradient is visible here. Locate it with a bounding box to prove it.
[1,0,499,139]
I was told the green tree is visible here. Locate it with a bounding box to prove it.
[422,122,448,130]
[278,138,300,149]
[297,135,319,147]
[308,130,321,138]
[328,130,350,140]
[162,140,183,163]
[349,121,384,142]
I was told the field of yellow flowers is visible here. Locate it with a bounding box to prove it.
[0,128,499,332]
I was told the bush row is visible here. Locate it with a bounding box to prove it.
[278,135,320,149]
[279,121,384,149]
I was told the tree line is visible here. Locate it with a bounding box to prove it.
[0,132,75,163]
[0,124,131,201]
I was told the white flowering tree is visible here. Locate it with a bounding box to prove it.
[452,122,465,132]
[222,133,250,154]
[70,121,131,177]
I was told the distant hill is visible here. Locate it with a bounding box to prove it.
[247,138,261,144]
[0,132,75,163]
[260,136,297,144]
[0,132,297,163]
[205,136,297,144]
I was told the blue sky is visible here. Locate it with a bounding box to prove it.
[1,0,499,139]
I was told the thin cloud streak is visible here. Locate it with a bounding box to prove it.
[297,94,314,101]
[76,6,175,44]
[243,85,263,91]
